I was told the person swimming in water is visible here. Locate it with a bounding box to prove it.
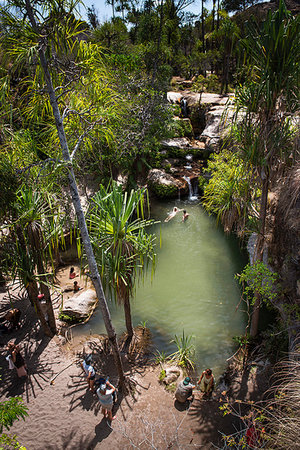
[164,207,183,222]
[182,210,189,222]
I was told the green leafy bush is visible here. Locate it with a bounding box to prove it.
[148,182,177,199]
[58,312,84,324]
[159,369,166,382]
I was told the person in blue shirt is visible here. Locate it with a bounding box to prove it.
[81,355,96,393]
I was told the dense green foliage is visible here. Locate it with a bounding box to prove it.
[236,261,279,308]
[0,395,28,449]
[0,397,28,433]
[202,149,255,235]
[87,181,156,335]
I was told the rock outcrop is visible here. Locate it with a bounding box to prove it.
[147,169,181,198]
[61,289,98,321]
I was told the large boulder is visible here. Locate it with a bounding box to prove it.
[147,169,180,199]
[163,366,181,385]
[167,91,182,104]
[61,289,97,321]
[201,104,236,150]
[161,137,190,150]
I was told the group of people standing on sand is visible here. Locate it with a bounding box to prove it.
[175,369,215,404]
[81,355,117,423]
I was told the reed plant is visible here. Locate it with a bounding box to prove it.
[169,331,195,370]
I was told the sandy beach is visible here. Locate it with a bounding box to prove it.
[0,278,268,450]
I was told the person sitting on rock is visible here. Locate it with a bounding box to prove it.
[5,309,21,330]
[69,267,78,279]
[175,376,195,403]
[73,281,80,292]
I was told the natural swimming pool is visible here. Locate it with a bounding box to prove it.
[74,199,247,378]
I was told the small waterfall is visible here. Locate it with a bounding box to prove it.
[183,176,198,201]
[180,98,188,118]
[184,153,193,170]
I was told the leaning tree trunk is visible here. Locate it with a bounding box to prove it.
[26,280,53,337]
[28,224,57,335]
[124,293,134,338]
[24,0,126,388]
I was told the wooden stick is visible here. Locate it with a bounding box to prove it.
[50,361,74,385]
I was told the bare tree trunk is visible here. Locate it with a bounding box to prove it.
[124,294,134,338]
[24,0,126,388]
[151,0,164,87]
[29,227,57,335]
[201,0,205,54]
[26,280,53,337]
[212,0,216,32]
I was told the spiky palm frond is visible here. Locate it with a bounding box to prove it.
[87,181,157,304]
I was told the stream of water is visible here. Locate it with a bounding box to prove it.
[74,199,248,378]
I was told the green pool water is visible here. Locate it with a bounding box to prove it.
[74,199,248,378]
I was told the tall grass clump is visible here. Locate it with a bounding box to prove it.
[169,331,195,369]
[266,353,300,449]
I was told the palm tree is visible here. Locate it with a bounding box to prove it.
[1,0,126,386]
[3,186,61,336]
[234,0,300,336]
[87,181,156,338]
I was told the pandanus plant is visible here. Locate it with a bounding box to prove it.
[87,181,157,338]
[5,186,64,336]
[233,0,300,336]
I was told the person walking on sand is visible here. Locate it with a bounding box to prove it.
[182,210,189,222]
[7,341,27,378]
[81,355,96,392]
[197,368,215,397]
[96,381,116,422]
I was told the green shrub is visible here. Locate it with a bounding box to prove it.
[192,74,221,93]
[198,175,208,193]
[148,182,177,199]
[172,118,193,139]
[58,312,84,324]
[165,383,176,393]
[159,369,166,382]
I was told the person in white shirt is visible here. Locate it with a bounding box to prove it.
[97,381,116,422]
[81,355,96,393]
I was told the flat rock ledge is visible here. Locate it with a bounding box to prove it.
[61,288,98,321]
